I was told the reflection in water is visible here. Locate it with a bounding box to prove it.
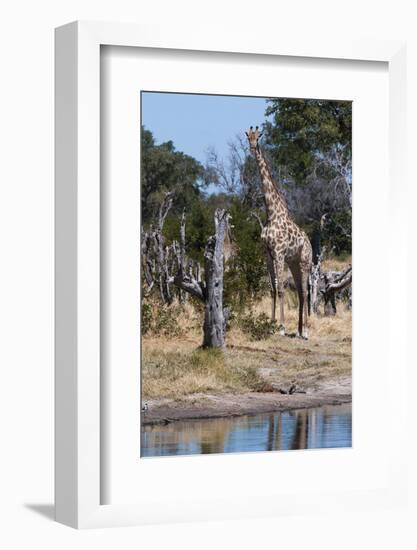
[141,404,352,457]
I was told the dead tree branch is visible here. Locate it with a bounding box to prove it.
[247,211,264,230]
[141,191,175,304]
[320,265,352,316]
[142,194,232,347]
[169,208,231,348]
[157,191,174,231]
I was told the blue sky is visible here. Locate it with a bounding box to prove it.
[141,92,270,165]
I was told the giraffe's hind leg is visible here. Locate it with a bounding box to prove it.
[290,263,309,339]
[300,269,310,339]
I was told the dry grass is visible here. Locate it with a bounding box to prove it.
[321,255,352,272]
[142,345,264,399]
[142,294,352,401]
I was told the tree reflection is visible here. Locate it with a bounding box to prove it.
[291,411,308,450]
[141,404,352,457]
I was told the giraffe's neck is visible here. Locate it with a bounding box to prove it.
[255,147,287,221]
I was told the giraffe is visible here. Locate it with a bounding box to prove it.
[245,126,312,339]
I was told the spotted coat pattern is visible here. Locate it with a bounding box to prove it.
[246,127,312,338]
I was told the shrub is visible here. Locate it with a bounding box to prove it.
[239,312,277,341]
[141,300,185,338]
[153,306,184,337]
[141,302,153,335]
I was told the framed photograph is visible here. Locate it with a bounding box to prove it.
[55,21,407,528]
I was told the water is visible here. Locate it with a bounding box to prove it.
[141,403,352,457]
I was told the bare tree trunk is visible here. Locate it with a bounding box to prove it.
[323,290,337,316]
[169,208,230,348]
[178,209,188,304]
[310,217,326,314]
[310,246,326,314]
[310,263,320,314]
[143,196,231,347]
[141,229,156,297]
[202,209,229,347]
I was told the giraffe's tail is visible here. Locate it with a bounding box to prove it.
[307,275,311,316]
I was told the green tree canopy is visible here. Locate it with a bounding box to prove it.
[264,98,352,184]
[262,98,352,254]
[141,126,205,225]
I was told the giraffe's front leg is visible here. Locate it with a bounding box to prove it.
[265,248,277,323]
[274,257,286,336]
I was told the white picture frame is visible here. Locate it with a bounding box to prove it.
[55,20,407,529]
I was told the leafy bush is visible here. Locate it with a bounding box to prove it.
[322,210,352,256]
[239,312,277,341]
[141,300,185,338]
[153,307,184,337]
[222,200,269,313]
[141,302,153,335]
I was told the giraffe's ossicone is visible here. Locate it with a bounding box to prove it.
[245,126,313,339]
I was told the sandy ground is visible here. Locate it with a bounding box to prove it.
[142,375,351,425]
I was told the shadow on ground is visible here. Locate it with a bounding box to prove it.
[25,503,55,521]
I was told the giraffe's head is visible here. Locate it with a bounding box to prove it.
[245,126,263,153]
